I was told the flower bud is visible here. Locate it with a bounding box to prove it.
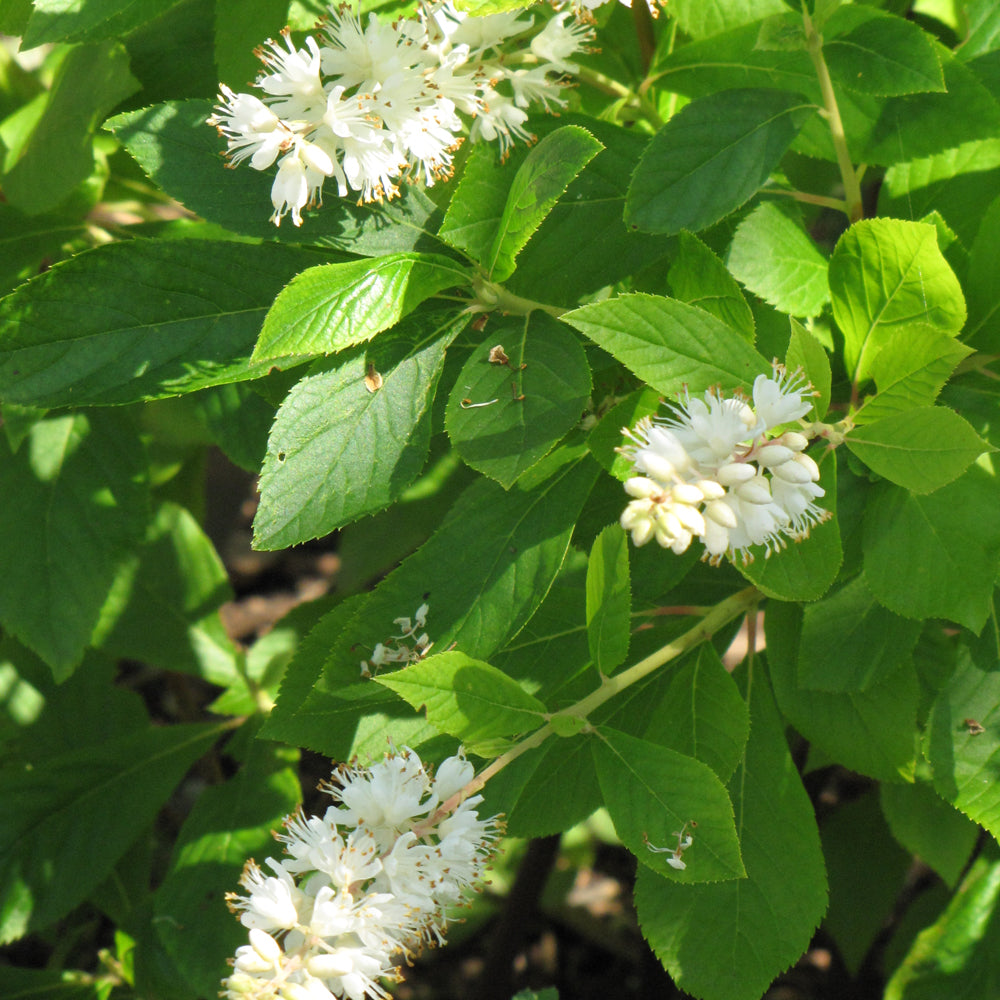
[636,450,676,484]
[621,502,655,546]
[781,431,809,452]
[225,972,258,994]
[307,952,356,978]
[656,509,685,541]
[671,483,704,505]
[672,503,706,537]
[434,753,474,801]
[695,479,726,500]
[299,138,335,176]
[716,462,756,486]
[772,457,817,484]
[755,443,794,468]
[704,499,738,529]
[735,478,773,504]
[250,928,282,964]
[625,476,663,499]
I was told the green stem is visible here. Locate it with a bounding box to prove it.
[803,9,863,223]
[442,586,760,813]
[573,65,665,129]
[471,275,566,318]
[767,187,848,214]
[563,585,759,718]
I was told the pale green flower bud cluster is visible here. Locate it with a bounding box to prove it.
[618,367,829,564]
[223,746,498,1000]
[207,2,593,226]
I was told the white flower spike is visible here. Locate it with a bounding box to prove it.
[222,746,499,1000]
[618,365,829,564]
[209,2,594,225]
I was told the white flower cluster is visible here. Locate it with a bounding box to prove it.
[618,367,829,564]
[359,602,431,677]
[208,2,593,226]
[223,746,498,1000]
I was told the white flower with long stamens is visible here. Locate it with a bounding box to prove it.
[257,31,327,118]
[360,603,433,677]
[617,364,829,564]
[209,2,593,225]
[530,11,591,74]
[222,746,499,1000]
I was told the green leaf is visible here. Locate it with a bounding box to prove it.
[634,663,827,1000]
[625,88,814,235]
[375,651,547,751]
[854,326,974,424]
[486,125,603,281]
[1,41,139,214]
[667,0,788,40]
[853,49,1000,166]
[214,0,290,85]
[821,790,914,973]
[863,468,1000,632]
[254,313,462,549]
[257,594,371,747]
[785,318,831,421]
[823,7,945,97]
[651,22,814,99]
[23,0,184,45]
[506,117,673,309]
[737,451,841,602]
[586,525,631,676]
[496,737,602,838]
[754,12,806,51]
[0,202,87,298]
[881,780,979,889]
[726,201,830,318]
[0,412,149,677]
[439,142,512,264]
[668,231,755,342]
[593,727,744,883]
[444,313,592,487]
[641,644,750,782]
[259,448,600,758]
[0,721,224,943]
[105,101,443,254]
[926,641,1000,841]
[960,0,1000,62]
[0,240,326,406]
[829,219,966,383]
[798,574,922,692]
[767,599,919,782]
[885,855,1000,1000]
[153,740,300,999]
[252,253,469,364]
[490,549,590,702]
[563,293,769,396]
[879,138,1000,248]
[966,193,1000,350]
[93,501,236,679]
[846,407,989,494]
